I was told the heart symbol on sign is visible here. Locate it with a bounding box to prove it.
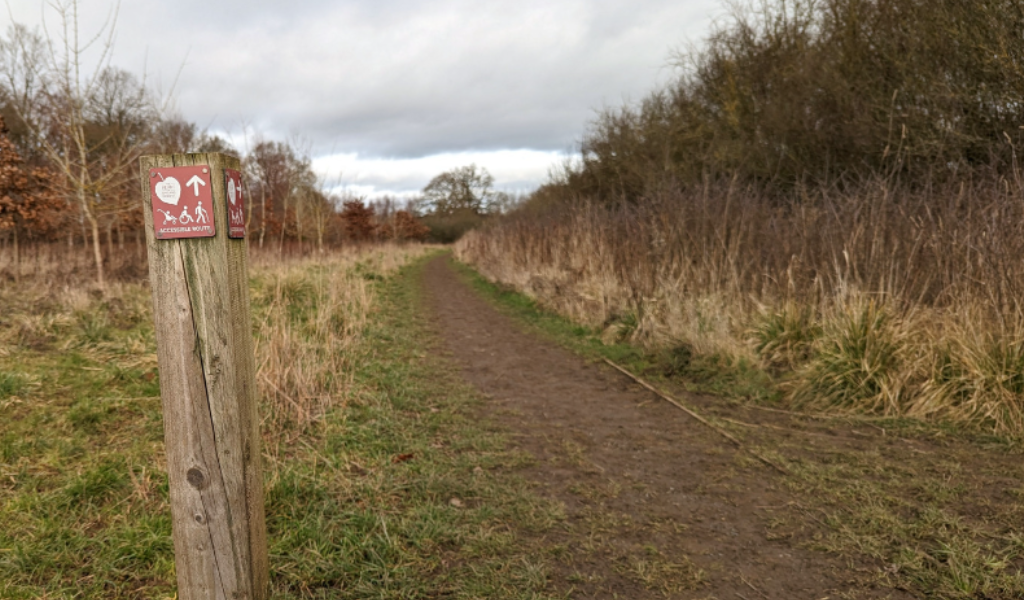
[228,178,237,206]
[154,176,182,205]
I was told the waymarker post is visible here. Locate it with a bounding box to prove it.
[140,152,268,599]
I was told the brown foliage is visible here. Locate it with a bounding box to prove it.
[472,178,1024,322]
[246,140,298,246]
[340,200,377,241]
[393,210,430,241]
[0,116,61,241]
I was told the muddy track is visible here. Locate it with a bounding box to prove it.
[421,256,911,599]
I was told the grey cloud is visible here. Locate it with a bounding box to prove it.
[6,0,721,192]
[103,0,720,156]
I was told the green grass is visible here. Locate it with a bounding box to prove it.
[0,371,30,399]
[0,284,179,599]
[781,448,1024,599]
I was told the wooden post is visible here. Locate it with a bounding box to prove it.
[140,152,268,599]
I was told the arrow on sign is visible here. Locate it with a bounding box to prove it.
[186,175,206,196]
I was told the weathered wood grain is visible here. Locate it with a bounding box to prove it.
[141,152,268,600]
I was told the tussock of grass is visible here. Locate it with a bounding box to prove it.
[0,371,31,399]
[790,300,907,415]
[912,323,1024,433]
[751,302,821,371]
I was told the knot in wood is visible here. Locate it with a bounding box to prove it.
[186,467,207,490]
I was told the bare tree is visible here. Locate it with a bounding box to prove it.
[245,138,288,249]
[2,1,153,288]
[244,138,316,253]
[302,176,338,253]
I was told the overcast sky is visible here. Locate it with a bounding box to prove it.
[5,0,723,197]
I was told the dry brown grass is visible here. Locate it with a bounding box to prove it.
[249,244,436,436]
[0,241,149,286]
[455,177,1024,434]
[0,242,436,440]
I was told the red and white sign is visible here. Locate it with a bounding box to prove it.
[224,168,246,238]
[149,166,215,239]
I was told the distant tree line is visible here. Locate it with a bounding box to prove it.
[537,0,1024,204]
[0,6,429,287]
[413,163,524,242]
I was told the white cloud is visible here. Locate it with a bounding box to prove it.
[312,149,568,198]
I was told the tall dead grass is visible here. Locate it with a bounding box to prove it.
[0,241,149,287]
[0,242,434,439]
[249,244,434,434]
[455,177,1024,434]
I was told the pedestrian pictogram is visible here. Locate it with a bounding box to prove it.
[224,168,246,238]
[149,166,215,239]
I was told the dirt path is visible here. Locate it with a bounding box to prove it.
[421,256,913,599]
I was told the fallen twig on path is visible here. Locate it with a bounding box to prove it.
[721,416,875,442]
[602,358,789,475]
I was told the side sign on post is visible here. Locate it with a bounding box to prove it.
[224,168,246,238]
[149,166,215,239]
